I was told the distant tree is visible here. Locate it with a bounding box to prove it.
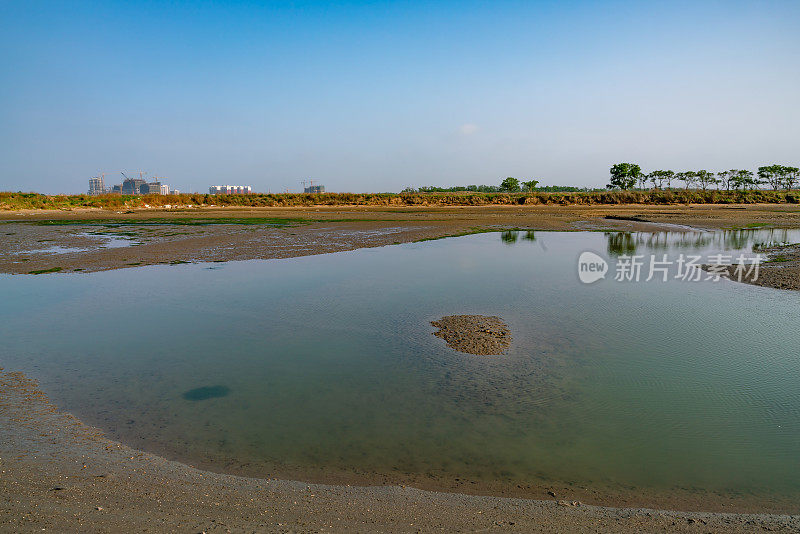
[695,170,717,191]
[775,165,787,189]
[758,165,784,190]
[677,171,697,190]
[638,172,651,189]
[648,171,659,189]
[648,170,673,189]
[730,170,743,190]
[521,179,540,192]
[746,171,760,189]
[500,177,521,192]
[731,170,756,190]
[784,166,800,190]
[417,184,502,193]
[401,187,417,193]
[662,170,675,189]
[607,163,641,190]
[535,185,592,192]
[717,170,735,191]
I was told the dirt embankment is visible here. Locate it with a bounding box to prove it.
[4,189,800,211]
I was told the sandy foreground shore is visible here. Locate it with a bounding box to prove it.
[3,204,800,532]
[2,369,798,533]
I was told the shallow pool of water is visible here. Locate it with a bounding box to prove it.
[2,229,799,499]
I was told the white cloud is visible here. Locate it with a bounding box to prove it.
[459,123,479,135]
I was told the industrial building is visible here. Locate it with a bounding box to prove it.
[301,179,325,193]
[88,176,106,195]
[90,173,177,195]
[121,178,147,195]
[209,185,252,194]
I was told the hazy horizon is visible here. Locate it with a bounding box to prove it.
[1,1,799,195]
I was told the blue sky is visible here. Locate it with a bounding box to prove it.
[1,0,799,194]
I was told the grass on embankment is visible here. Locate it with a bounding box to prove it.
[3,189,800,211]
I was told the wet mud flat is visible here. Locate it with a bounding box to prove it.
[5,203,800,274]
[703,242,800,291]
[0,218,434,274]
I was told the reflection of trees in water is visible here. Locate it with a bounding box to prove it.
[609,231,727,253]
[653,232,710,250]
[604,232,691,255]
[684,228,792,250]
[730,228,791,250]
[688,229,791,250]
[605,232,637,255]
[500,230,537,245]
[501,230,518,244]
[604,228,798,255]
[721,230,752,250]
[636,232,711,251]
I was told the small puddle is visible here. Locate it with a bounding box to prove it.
[22,245,90,255]
[77,232,136,249]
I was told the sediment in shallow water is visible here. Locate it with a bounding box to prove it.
[430,315,511,355]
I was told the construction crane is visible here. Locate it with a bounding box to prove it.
[121,171,147,181]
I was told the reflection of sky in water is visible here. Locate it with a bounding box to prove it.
[2,231,800,499]
[22,245,90,255]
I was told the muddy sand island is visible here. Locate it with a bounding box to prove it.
[431,315,511,355]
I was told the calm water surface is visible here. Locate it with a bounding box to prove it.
[2,229,799,497]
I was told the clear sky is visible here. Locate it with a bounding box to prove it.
[1,0,799,194]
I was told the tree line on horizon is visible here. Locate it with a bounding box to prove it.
[401,163,800,195]
[607,163,800,192]
[403,178,595,194]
